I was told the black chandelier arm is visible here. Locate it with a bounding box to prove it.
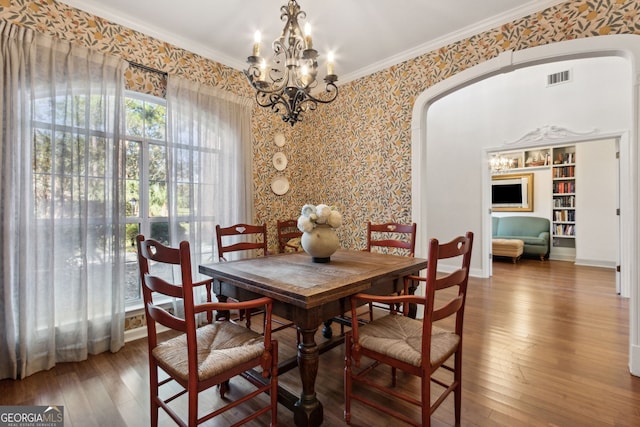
[255,91,296,122]
[304,81,338,105]
[251,81,338,126]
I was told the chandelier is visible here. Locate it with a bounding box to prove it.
[244,0,338,126]
[490,155,514,173]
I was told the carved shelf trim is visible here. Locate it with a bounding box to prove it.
[504,125,598,148]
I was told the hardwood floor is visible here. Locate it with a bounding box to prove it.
[2,259,639,426]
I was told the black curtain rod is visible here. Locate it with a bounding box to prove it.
[128,61,168,76]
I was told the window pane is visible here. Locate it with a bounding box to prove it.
[34,97,53,123]
[176,147,191,181]
[149,181,167,217]
[125,98,144,137]
[53,95,86,128]
[124,140,140,218]
[145,102,166,140]
[87,137,107,177]
[87,178,105,217]
[125,223,141,304]
[149,144,166,181]
[54,176,82,218]
[177,222,190,243]
[149,143,167,217]
[54,131,83,176]
[33,128,53,174]
[176,183,191,216]
[88,94,109,131]
[33,173,51,219]
[198,221,216,263]
[150,222,170,245]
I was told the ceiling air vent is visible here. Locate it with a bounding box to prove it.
[547,70,571,87]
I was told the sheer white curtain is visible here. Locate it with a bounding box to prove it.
[166,76,253,269]
[0,23,127,379]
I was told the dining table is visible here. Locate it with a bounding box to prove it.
[199,248,427,427]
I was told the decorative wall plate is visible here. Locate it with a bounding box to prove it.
[271,176,290,195]
[274,133,286,147]
[272,152,288,171]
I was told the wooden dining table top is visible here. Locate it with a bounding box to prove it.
[198,249,428,309]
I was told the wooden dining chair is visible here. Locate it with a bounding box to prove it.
[366,221,417,257]
[345,231,473,427]
[215,223,268,262]
[350,221,418,329]
[277,219,303,253]
[215,222,294,334]
[136,235,278,427]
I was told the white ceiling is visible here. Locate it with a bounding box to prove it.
[59,0,565,83]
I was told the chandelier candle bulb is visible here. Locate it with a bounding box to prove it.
[253,30,261,57]
[300,65,310,86]
[304,23,313,49]
[258,60,266,81]
[327,52,335,75]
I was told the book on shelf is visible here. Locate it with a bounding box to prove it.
[553,165,575,178]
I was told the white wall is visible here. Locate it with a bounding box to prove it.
[575,138,618,267]
[425,56,630,272]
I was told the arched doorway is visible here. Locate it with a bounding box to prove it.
[411,35,640,375]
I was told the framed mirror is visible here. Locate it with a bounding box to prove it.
[491,173,534,212]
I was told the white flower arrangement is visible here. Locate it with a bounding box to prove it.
[297,203,343,233]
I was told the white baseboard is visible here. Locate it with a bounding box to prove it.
[631,344,640,377]
[574,258,616,269]
[124,325,169,343]
[548,254,575,262]
[124,326,148,343]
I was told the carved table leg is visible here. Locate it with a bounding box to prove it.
[293,326,323,427]
[322,319,333,339]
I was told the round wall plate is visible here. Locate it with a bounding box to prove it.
[273,152,288,171]
[271,176,290,195]
[274,133,286,147]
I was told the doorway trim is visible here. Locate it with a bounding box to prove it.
[410,35,640,376]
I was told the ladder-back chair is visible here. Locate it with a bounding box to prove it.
[136,235,278,426]
[345,231,474,426]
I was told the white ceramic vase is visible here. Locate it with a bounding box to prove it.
[300,224,340,263]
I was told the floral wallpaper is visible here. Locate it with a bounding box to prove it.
[0,0,249,96]
[1,0,640,329]
[254,0,640,252]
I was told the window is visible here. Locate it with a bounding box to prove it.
[123,92,169,307]
[123,91,217,307]
[33,88,237,309]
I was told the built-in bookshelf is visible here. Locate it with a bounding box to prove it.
[490,147,552,172]
[551,146,576,248]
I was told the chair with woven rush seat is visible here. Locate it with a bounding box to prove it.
[136,235,278,427]
[344,231,473,427]
[276,219,303,253]
[216,222,294,334]
[362,221,418,321]
[335,221,418,335]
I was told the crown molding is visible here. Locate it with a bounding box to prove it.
[340,0,568,84]
[57,0,247,71]
[59,0,567,83]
